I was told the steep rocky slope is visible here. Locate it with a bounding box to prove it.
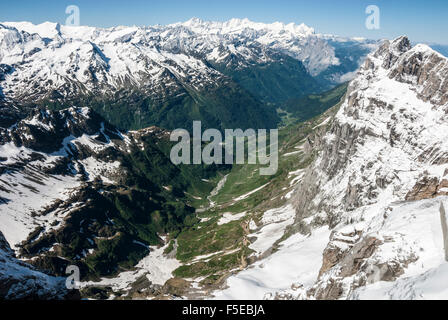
[284,36,448,299]
[292,36,448,225]
[0,231,70,299]
[211,37,448,300]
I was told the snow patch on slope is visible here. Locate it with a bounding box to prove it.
[81,240,180,291]
[213,227,330,300]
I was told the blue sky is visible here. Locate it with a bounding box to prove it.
[1,0,447,44]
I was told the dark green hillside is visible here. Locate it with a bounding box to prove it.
[213,54,321,103]
[39,82,279,132]
[283,82,348,122]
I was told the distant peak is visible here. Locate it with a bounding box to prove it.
[177,17,315,36]
[1,21,62,38]
[184,17,204,25]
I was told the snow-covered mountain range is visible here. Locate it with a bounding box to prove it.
[0,18,376,130]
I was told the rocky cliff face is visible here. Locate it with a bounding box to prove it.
[293,36,448,224]
[285,36,448,299]
[0,231,70,299]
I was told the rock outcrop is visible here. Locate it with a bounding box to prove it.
[0,231,69,299]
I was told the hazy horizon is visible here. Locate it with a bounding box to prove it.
[1,0,448,45]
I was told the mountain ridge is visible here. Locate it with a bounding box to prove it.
[0,18,377,130]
